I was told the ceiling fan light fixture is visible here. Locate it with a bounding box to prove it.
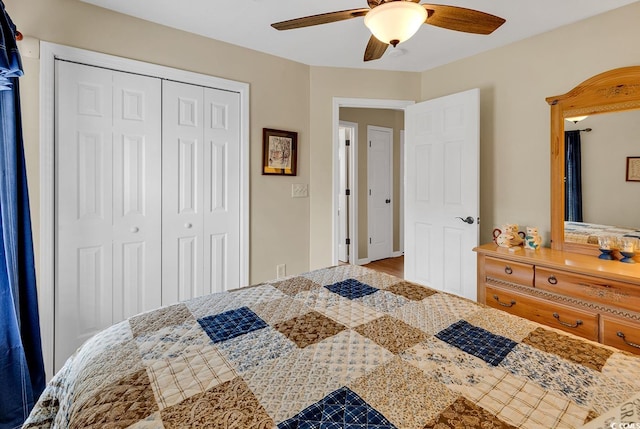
[364,1,427,47]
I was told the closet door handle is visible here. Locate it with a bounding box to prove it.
[185,222,193,229]
[130,226,139,233]
[552,312,582,328]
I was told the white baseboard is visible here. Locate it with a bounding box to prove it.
[391,251,404,257]
[357,258,371,265]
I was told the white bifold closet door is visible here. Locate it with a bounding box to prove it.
[56,61,162,369]
[162,81,241,303]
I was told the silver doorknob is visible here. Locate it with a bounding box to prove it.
[456,216,475,224]
[185,222,192,229]
[130,226,139,233]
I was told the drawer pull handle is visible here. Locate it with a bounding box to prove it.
[616,332,640,349]
[504,266,513,275]
[552,312,582,328]
[493,295,516,307]
[547,275,558,285]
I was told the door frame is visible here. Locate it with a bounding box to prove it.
[338,121,357,263]
[367,125,394,262]
[39,42,250,379]
[332,98,413,266]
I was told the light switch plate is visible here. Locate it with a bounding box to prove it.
[291,184,308,198]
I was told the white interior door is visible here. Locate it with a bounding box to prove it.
[162,81,242,305]
[338,127,349,262]
[404,89,479,300]
[162,81,205,304]
[55,61,162,371]
[202,87,241,294]
[368,126,393,262]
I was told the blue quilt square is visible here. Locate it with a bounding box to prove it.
[198,306,267,343]
[435,320,517,366]
[278,387,396,429]
[325,279,379,300]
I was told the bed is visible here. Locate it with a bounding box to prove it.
[564,221,640,245]
[24,265,640,428]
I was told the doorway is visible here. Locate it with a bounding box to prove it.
[332,98,413,267]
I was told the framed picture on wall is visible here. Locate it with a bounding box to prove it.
[262,128,298,176]
[626,156,640,182]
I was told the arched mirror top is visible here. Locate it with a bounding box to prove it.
[547,66,640,255]
[546,66,640,116]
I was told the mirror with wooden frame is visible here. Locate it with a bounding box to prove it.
[546,66,640,255]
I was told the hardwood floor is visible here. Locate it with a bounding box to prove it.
[362,256,404,279]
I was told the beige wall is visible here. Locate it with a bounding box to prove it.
[419,2,640,246]
[11,0,640,285]
[8,0,313,285]
[308,67,420,269]
[339,108,404,259]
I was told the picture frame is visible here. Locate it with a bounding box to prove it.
[626,156,640,182]
[262,128,298,176]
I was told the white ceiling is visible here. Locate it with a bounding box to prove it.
[81,0,638,72]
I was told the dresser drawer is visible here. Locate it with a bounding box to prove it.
[601,315,640,355]
[485,285,599,341]
[535,267,640,313]
[485,257,534,287]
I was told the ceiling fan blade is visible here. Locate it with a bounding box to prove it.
[364,35,388,62]
[272,9,369,30]
[423,4,505,35]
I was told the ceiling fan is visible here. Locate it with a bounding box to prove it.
[271,0,506,62]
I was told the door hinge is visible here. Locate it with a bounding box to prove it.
[369,141,371,147]
[345,189,351,196]
[369,189,371,196]
[369,237,372,244]
[346,238,351,245]
[345,139,351,146]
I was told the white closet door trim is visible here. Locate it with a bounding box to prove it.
[39,42,250,379]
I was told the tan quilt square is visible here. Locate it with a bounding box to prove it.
[160,377,274,428]
[424,396,516,429]
[71,369,158,429]
[251,296,310,325]
[354,315,428,354]
[349,356,458,429]
[146,344,237,410]
[318,299,384,328]
[274,311,346,348]
[355,271,403,290]
[387,281,438,301]
[522,327,613,372]
[465,367,588,428]
[129,304,194,338]
[271,276,320,296]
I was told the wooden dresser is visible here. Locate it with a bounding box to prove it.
[474,243,640,354]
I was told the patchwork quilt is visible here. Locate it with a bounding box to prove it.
[24,265,640,428]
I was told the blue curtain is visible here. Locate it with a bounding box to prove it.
[564,130,583,222]
[0,2,46,428]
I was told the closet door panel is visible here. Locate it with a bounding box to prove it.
[203,88,241,293]
[112,72,162,320]
[56,61,114,371]
[162,81,205,304]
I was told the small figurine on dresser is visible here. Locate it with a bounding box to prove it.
[493,224,525,248]
[524,226,542,250]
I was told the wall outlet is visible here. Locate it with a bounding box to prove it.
[276,264,286,279]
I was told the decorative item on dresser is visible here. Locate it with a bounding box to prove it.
[474,243,640,354]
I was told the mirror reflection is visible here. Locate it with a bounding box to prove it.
[563,109,640,245]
